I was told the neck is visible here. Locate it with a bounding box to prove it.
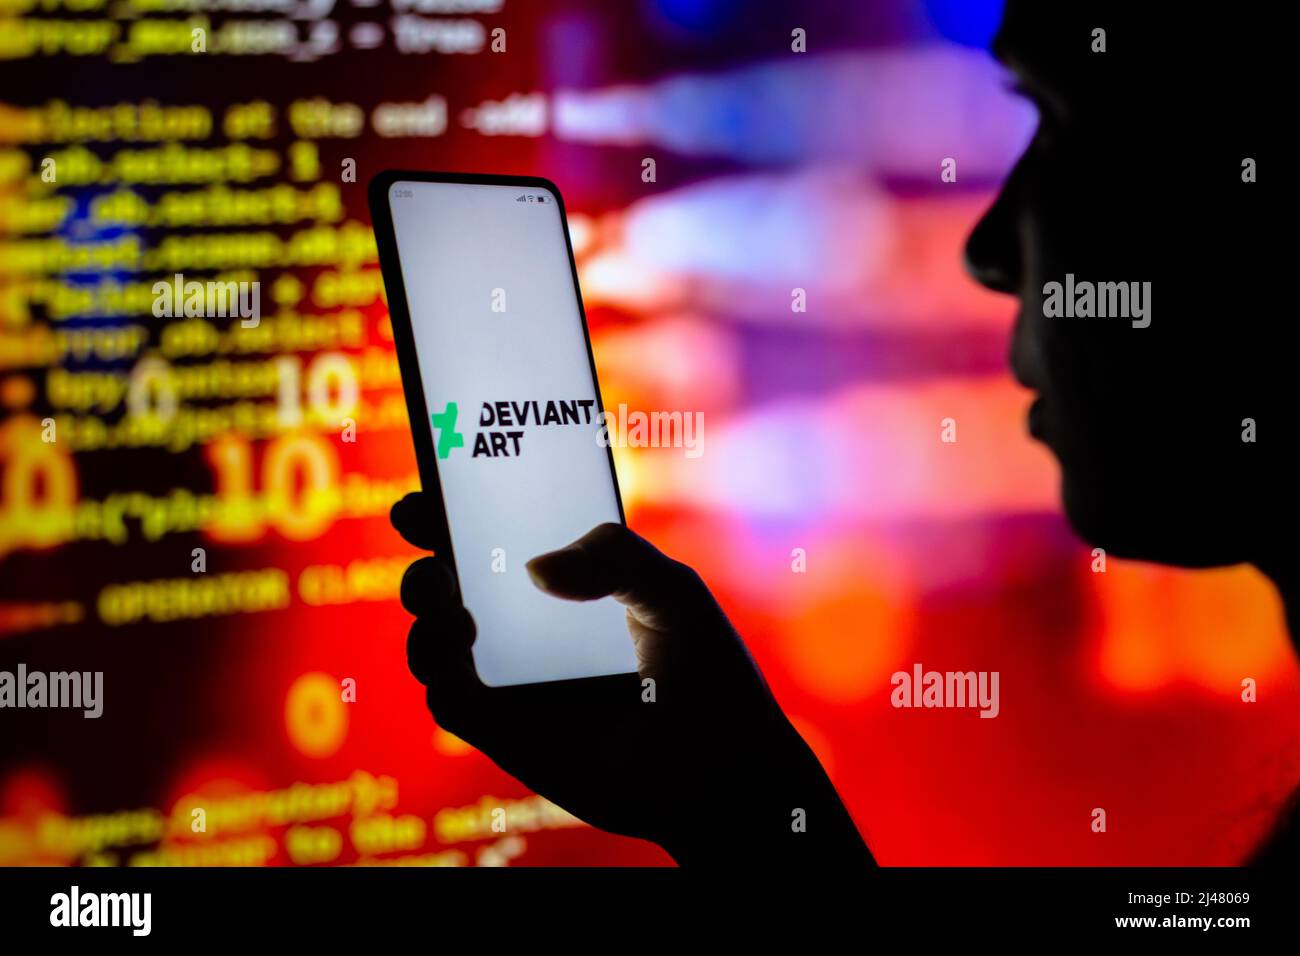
[1244,556,1300,863]
[1257,557,1300,651]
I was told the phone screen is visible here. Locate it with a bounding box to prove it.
[384,179,637,687]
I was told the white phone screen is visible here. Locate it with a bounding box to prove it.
[387,179,636,687]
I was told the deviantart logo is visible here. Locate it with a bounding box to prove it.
[430,402,465,459]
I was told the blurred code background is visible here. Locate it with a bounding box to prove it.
[2,0,1298,867]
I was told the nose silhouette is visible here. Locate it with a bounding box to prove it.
[963,161,1026,295]
[964,160,1046,391]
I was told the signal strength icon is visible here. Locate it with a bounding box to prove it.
[516,194,527,202]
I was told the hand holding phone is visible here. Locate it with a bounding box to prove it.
[374,171,870,864]
[392,490,874,866]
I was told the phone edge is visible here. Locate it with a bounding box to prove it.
[367,169,637,692]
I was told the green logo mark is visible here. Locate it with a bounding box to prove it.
[431,401,465,459]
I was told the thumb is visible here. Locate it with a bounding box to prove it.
[525,523,711,631]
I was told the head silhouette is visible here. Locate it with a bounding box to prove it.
[965,3,1282,580]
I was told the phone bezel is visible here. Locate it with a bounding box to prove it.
[368,169,636,691]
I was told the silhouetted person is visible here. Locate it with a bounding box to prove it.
[392,2,1288,865]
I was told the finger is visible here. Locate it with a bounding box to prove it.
[406,617,487,739]
[405,606,476,687]
[391,492,440,551]
[400,556,457,616]
[524,523,712,631]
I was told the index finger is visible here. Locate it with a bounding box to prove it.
[391,491,440,551]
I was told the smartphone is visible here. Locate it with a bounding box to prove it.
[369,171,637,688]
